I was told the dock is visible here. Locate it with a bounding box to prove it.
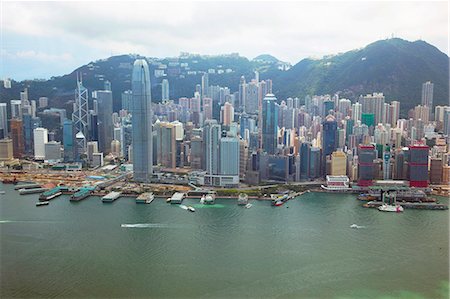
[136,192,154,204]
[363,201,448,210]
[102,191,122,203]
[15,183,41,190]
[169,192,185,204]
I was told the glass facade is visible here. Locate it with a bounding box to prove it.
[262,94,278,154]
[132,59,153,183]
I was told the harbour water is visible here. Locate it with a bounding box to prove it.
[1,183,448,298]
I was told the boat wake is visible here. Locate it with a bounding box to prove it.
[121,223,174,228]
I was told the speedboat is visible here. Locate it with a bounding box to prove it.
[187,206,195,212]
[378,204,404,213]
[244,203,252,209]
[36,201,49,207]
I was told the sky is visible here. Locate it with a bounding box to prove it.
[1,0,449,81]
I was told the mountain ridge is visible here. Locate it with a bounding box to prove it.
[1,38,448,116]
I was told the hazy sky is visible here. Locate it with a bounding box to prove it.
[1,1,448,80]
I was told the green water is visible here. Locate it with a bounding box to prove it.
[1,184,448,298]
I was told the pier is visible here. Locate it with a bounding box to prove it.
[169,192,185,204]
[363,200,448,210]
[18,188,48,195]
[102,191,122,203]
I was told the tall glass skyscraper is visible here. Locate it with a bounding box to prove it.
[132,59,153,183]
[262,94,278,154]
[322,114,337,156]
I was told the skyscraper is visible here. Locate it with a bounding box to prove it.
[63,119,75,162]
[203,119,221,175]
[161,79,169,101]
[10,119,24,158]
[132,59,153,183]
[322,114,337,156]
[409,145,429,187]
[0,103,7,138]
[421,81,434,116]
[262,94,279,154]
[219,137,239,175]
[357,144,376,186]
[94,90,113,154]
[72,75,89,153]
[361,93,385,125]
[33,127,48,160]
[221,102,234,125]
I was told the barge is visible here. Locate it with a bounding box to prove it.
[39,187,64,201]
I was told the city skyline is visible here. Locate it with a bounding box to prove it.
[1,1,448,80]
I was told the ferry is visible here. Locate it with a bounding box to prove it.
[271,194,289,206]
[136,192,155,204]
[321,175,351,191]
[39,187,62,201]
[237,193,249,205]
[378,204,404,213]
[200,194,215,205]
[70,188,92,202]
[36,201,49,207]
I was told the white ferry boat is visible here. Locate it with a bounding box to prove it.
[321,175,351,191]
[237,193,248,205]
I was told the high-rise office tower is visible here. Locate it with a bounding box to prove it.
[322,114,337,157]
[338,99,351,117]
[357,144,376,186]
[72,75,89,153]
[421,81,434,116]
[63,119,75,162]
[156,122,176,169]
[409,145,429,187]
[10,119,24,158]
[121,90,132,111]
[219,137,239,175]
[132,59,153,183]
[203,120,221,175]
[262,94,279,154]
[94,90,113,154]
[33,128,48,160]
[0,103,8,139]
[162,79,169,101]
[23,115,41,155]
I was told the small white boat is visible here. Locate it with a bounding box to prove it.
[0,191,5,194]
[187,206,195,212]
[244,203,252,209]
[200,194,215,205]
[36,201,49,206]
[350,224,365,229]
[166,198,171,203]
[179,204,188,210]
[378,204,404,213]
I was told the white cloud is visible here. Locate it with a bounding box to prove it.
[1,1,448,79]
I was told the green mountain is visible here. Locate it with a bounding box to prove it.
[1,38,448,116]
[266,38,449,114]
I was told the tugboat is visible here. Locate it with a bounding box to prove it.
[237,193,248,205]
